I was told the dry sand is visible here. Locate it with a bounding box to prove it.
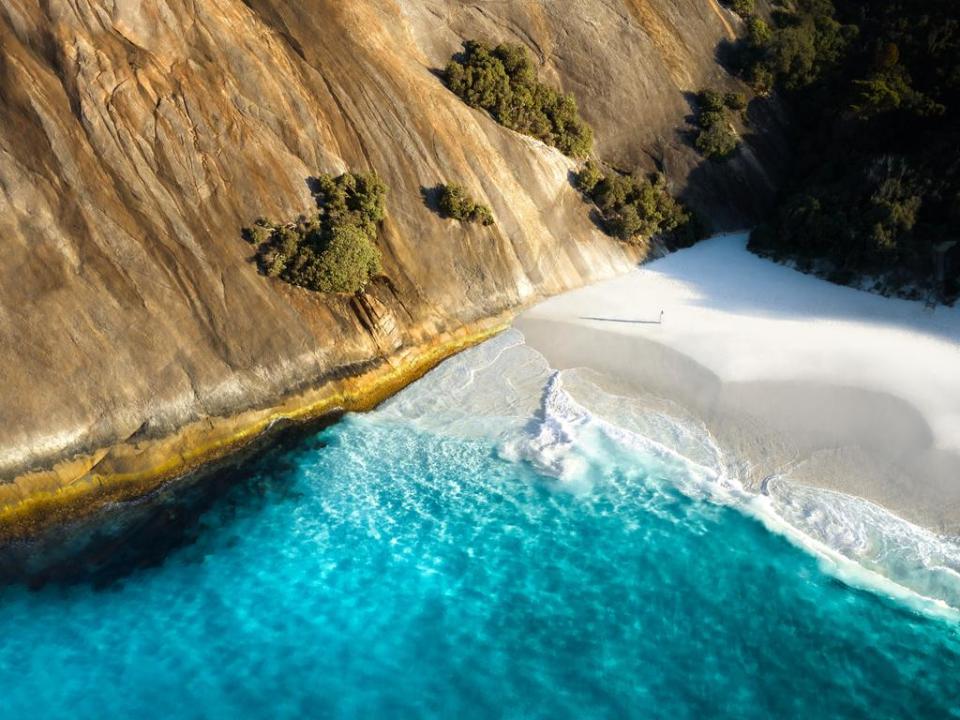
[515,234,960,533]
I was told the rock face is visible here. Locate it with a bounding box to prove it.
[0,1,783,502]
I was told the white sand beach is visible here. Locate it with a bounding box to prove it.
[516,233,960,533]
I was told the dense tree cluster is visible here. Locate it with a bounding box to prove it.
[573,161,701,246]
[437,183,495,226]
[731,0,959,297]
[729,0,858,94]
[694,90,744,160]
[722,0,755,19]
[444,41,594,158]
[244,172,386,294]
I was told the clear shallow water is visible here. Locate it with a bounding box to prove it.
[1,332,959,719]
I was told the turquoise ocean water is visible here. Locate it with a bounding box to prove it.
[0,330,958,719]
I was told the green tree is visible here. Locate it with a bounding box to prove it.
[699,90,727,113]
[309,225,382,293]
[744,0,960,296]
[437,183,496,226]
[444,41,594,158]
[573,161,604,195]
[724,92,748,111]
[696,122,739,159]
[245,171,387,294]
[734,2,856,92]
[693,89,742,160]
[573,163,695,244]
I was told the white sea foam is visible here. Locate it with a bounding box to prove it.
[378,329,552,438]
[761,480,960,613]
[497,373,591,487]
[378,329,960,618]
[546,368,960,618]
[498,364,736,501]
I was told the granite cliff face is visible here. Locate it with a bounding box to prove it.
[0,0,783,531]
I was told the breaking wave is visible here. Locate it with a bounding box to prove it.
[3,328,959,719]
[383,329,960,616]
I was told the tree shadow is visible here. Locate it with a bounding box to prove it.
[715,37,745,74]
[305,175,323,198]
[676,83,791,228]
[579,316,662,325]
[586,207,610,235]
[672,91,702,150]
[680,90,701,121]
[420,184,444,216]
[427,41,468,83]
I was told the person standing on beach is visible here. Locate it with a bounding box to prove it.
[659,309,664,324]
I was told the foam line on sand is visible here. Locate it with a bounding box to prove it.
[515,233,960,533]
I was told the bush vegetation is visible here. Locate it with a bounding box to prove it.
[693,90,743,160]
[573,161,702,246]
[244,172,386,294]
[722,0,755,19]
[730,0,959,294]
[444,41,594,158]
[729,0,858,94]
[437,183,495,226]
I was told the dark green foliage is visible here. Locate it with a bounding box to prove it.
[437,183,495,226]
[735,18,776,94]
[723,0,755,19]
[850,64,943,120]
[743,0,960,295]
[670,210,712,249]
[699,90,727,114]
[724,91,749,111]
[574,164,698,244]
[731,1,857,93]
[695,122,740,159]
[312,171,387,238]
[573,160,604,195]
[307,225,383,294]
[242,220,272,246]
[244,172,386,293]
[693,90,741,160]
[747,16,773,48]
[751,157,930,273]
[444,41,594,158]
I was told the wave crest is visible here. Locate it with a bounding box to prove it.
[377,329,960,616]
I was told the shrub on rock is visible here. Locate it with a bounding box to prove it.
[694,90,742,160]
[574,163,698,245]
[444,40,594,158]
[244,171,385,294]
[437,183,495,226]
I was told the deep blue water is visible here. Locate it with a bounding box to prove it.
[0,333,958,719]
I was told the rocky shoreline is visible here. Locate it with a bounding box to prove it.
[0,315,510,542]
[0,0,782,544]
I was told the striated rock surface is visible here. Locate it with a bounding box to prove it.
[0,0,784,528]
